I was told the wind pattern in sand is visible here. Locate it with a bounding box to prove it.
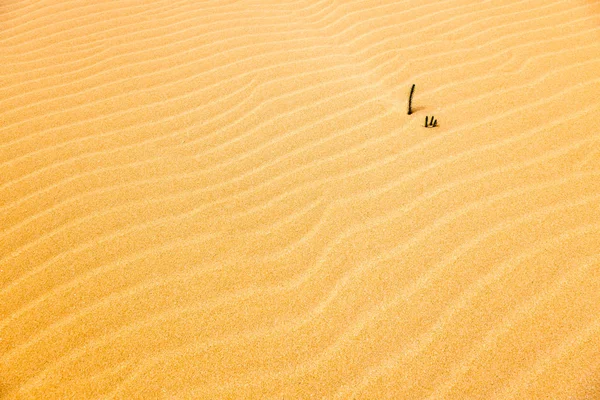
[1,0,600,398]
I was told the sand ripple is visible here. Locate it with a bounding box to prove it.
[1,0,600,398]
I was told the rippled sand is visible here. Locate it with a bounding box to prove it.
[1,0,600,398]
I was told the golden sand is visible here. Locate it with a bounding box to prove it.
[1,0,600,398]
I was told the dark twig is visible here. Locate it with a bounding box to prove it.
[408,84,415,115]
[424,115,437,128]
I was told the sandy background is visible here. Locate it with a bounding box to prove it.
[1,0,600,398]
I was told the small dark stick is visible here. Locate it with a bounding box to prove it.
[425,116,428,127]
[408,84,415,115]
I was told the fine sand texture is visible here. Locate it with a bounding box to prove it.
[1,0,600,398]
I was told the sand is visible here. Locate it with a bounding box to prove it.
[1,0,600,398]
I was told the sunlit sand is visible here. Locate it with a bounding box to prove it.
[1,0,600,398]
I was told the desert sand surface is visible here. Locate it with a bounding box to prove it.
[1,0,600,398]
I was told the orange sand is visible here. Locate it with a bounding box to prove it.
[1,0,600,398]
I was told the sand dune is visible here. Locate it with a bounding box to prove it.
[1,0,600,398]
